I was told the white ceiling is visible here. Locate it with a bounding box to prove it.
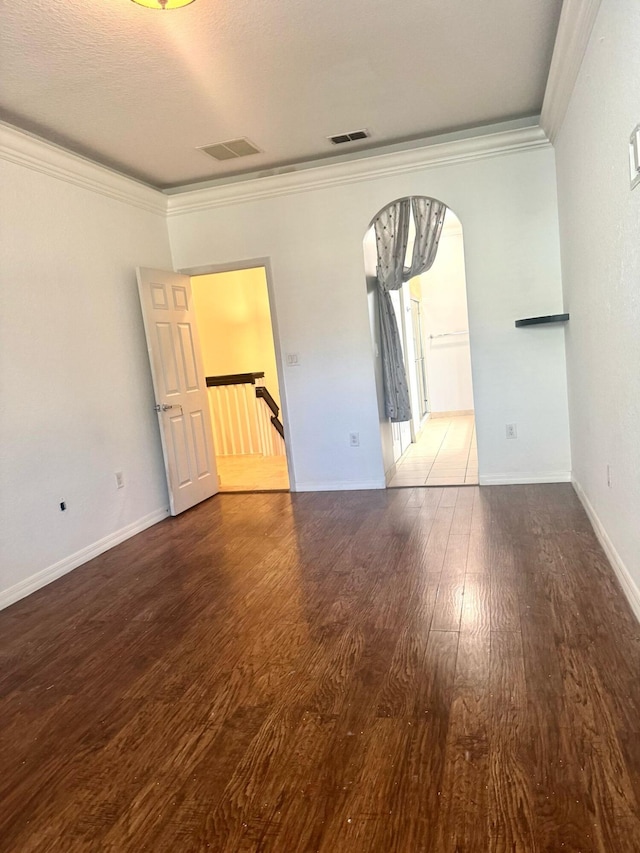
[0,0,563,189]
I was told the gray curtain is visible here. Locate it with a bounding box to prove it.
[403,197,447,280]
[374,196,447,422]
[374,200,412,422]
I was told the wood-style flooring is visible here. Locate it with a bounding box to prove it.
[1,484,639,852]
[216,453,290,492]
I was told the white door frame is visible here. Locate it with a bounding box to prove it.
[409,294,431,429]
[178,257,297,491]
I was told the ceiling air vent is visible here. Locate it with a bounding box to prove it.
[198,137,262,161]
[328,129,370,145]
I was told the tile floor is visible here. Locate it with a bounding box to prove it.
[388,413,478,488]
[216,454,290,492]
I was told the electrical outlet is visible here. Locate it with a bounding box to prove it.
[349,432,360,447]
[505,423,518,439]
[115,471,125,489]
[607,464,612,488]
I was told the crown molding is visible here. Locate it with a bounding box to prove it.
[166,125,550,217]
[0,121,551,220]
[541,0,603,143]
[0,122,167,216]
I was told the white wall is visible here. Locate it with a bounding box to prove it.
[419,223,475,414]
[554,0,640,614]
[169,139,572,489]
[0,151,172,607]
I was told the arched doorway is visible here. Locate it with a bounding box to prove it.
[364,196,477,488]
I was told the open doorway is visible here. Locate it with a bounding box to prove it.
[190,266,290,492]
[365,201,478,488]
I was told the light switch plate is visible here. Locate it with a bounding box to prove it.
[286,352,300,366]
[630,123,640,189]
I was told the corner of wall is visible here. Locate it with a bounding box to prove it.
[572,477,640,624]
[0,508,169,611]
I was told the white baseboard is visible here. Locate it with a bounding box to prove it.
[572,478,640,625]
[479,471,572,485]
[292,479,386,492]
[429,409,474,418]
[0,507,169,611]
[385,462,398,486]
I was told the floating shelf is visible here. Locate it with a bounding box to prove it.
[515,313,569,328]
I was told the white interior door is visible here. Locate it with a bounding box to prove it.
[137,267,219,515]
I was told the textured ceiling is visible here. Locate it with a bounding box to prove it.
[0,0,563,189]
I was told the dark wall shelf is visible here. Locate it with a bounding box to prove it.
[515,313,569,328]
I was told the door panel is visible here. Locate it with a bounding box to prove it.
[190,410,212,479]
[156,322,181,395]
[172,284,189,310]
[178,323,199,391]
[170,414,192,487]
[137,267,219,515]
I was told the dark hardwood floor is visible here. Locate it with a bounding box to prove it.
[1,484,639,852]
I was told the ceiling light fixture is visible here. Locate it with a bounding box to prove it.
[131,0,195,9]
